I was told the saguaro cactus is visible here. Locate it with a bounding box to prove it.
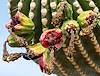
[3,0,100,76]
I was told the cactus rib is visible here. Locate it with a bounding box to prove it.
[54,57,69,76]
[74,35,100,73]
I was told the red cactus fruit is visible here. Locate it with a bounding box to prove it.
[40,29,64,49]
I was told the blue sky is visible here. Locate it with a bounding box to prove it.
[0,0,57,76]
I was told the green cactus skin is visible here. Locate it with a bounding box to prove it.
[77,0,91,10]
[7,35,19,47]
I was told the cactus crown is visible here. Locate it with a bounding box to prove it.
[3,0,100,76]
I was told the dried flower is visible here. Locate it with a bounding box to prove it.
[51,12,63,27]
[6,11,35,35]
[37,49,53,74]
[61,20,79,34]
[27,43,52,73]
[77,10,97,27]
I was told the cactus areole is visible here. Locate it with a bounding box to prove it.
[3,0,100,76]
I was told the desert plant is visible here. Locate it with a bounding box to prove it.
[3,0,100,76]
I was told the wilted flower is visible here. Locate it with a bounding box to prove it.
[40,29,64,49]
[38,55,45,71]
[77,10,97,36]
[27,43,52,73]
[77,10,97,27]
[51,12,63,27]
[27,43,47,56]
[5,11,35,35]
[37,49,53,74]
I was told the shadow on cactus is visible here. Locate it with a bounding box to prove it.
[3,0,100,76]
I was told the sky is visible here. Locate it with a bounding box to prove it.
[0,0,57,76]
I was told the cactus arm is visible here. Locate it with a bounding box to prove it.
[85,0,100,27]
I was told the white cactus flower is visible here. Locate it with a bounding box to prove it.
[41,8,47,16]
[41,0,47,6]
[42,18,48,25]
[77,8,83,14]
[30,2,36,10]
[50,2,57,9]
[73,1,80,7]
[29,12,34,19]
[18,2,23,10]
[89,1,96,7]
[52,12,57,17]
